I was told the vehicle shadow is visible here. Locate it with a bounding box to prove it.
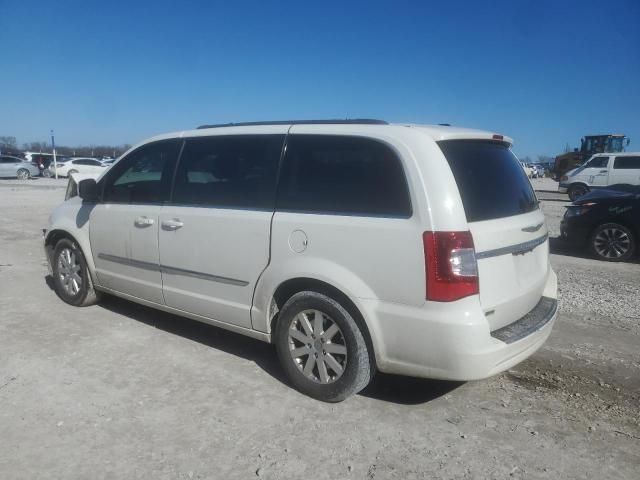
[96,293,289,383]
[44,276,462,405]
[549,236,589,258]
[360,374,462,405]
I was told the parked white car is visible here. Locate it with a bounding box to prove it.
[49,158,108,177]
[559,152,640,200]
[520,162,534,178]
[44,120,558,401]
[0,155,40,179]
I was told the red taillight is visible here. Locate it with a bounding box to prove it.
[423,231,479,302]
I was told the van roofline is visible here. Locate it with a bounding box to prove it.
[144,122,513,147]
[196,119,388,129]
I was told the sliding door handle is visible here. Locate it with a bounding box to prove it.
[161,219,184,231]
[134,216,155,227]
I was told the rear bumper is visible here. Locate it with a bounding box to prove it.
[560,219,590,247]
[361,268,558,381]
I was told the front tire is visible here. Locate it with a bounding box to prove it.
[590,223,636,262]
[52,238,101,306]
[568,184,588,201]
[16,168,30,180]
[275,291,371,402]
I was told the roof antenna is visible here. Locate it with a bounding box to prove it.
[438,123,451,126]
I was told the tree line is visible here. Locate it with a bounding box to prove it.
[1,136,130,158]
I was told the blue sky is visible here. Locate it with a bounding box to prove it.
[1,0,638,158]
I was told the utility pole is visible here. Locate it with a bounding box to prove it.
[51,130,58,179]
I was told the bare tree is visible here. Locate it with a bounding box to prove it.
[0,136,17,148]
[22,141,50,152]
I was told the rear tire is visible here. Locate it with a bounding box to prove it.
[16,168,30,180]
[589,223,636,262]
[52,238,101,306]
[568,184,588,201]
[274,291,371,402]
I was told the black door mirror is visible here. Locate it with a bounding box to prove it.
[78,178,99,202]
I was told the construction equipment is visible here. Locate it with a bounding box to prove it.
[553,134,630,178]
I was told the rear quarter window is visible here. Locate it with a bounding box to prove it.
[277,135,411,217]
[438,140,538,222]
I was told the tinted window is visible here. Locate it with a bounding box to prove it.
[277,135,411,217]
[585,156,609,168]
[172,135,284,209]
[613,156,640,169]
[102,140,181,203]
[438,140,538,222]
[0,157,17,163]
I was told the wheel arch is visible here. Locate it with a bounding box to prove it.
[268,277,378,371]
[45,228,98,284]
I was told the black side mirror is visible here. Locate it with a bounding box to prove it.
[78,178,99,202]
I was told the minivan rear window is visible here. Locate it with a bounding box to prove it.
[438,140,538,222]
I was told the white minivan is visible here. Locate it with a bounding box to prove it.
[44,120,557,402]
[559,152,640,201]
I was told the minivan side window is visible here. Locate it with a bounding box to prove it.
[277,135,412,217]
[586,156,609,168]
[613,156,640,169]
[102,139,181,204]
[171,135,284,209]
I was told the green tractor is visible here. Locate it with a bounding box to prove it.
[553,134,630,179]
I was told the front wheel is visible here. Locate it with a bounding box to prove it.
[275,291,372,402]
[568,184,588,201]
[16,168,30,180]
[52,238,101,306]
[590,223,636,262]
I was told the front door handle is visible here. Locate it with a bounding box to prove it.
[134,216,155,227]
[161,219,184,231]
[599,170,608,173]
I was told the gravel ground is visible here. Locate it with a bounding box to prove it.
[0,177,638,480]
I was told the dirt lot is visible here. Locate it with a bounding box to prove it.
[0,177,638,480]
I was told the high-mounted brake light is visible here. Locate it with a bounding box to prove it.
[423,231,479,302]
[492,134,504,140]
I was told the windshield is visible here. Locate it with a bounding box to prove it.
[438,140,538,222]
[607,137,625,152]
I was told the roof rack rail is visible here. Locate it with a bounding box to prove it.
[196,119,388,129]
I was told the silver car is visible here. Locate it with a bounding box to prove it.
[0,155,41,179]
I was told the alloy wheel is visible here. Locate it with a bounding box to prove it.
[287,309,348,384]
[57,248,82,296]
[593,227,631,259]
